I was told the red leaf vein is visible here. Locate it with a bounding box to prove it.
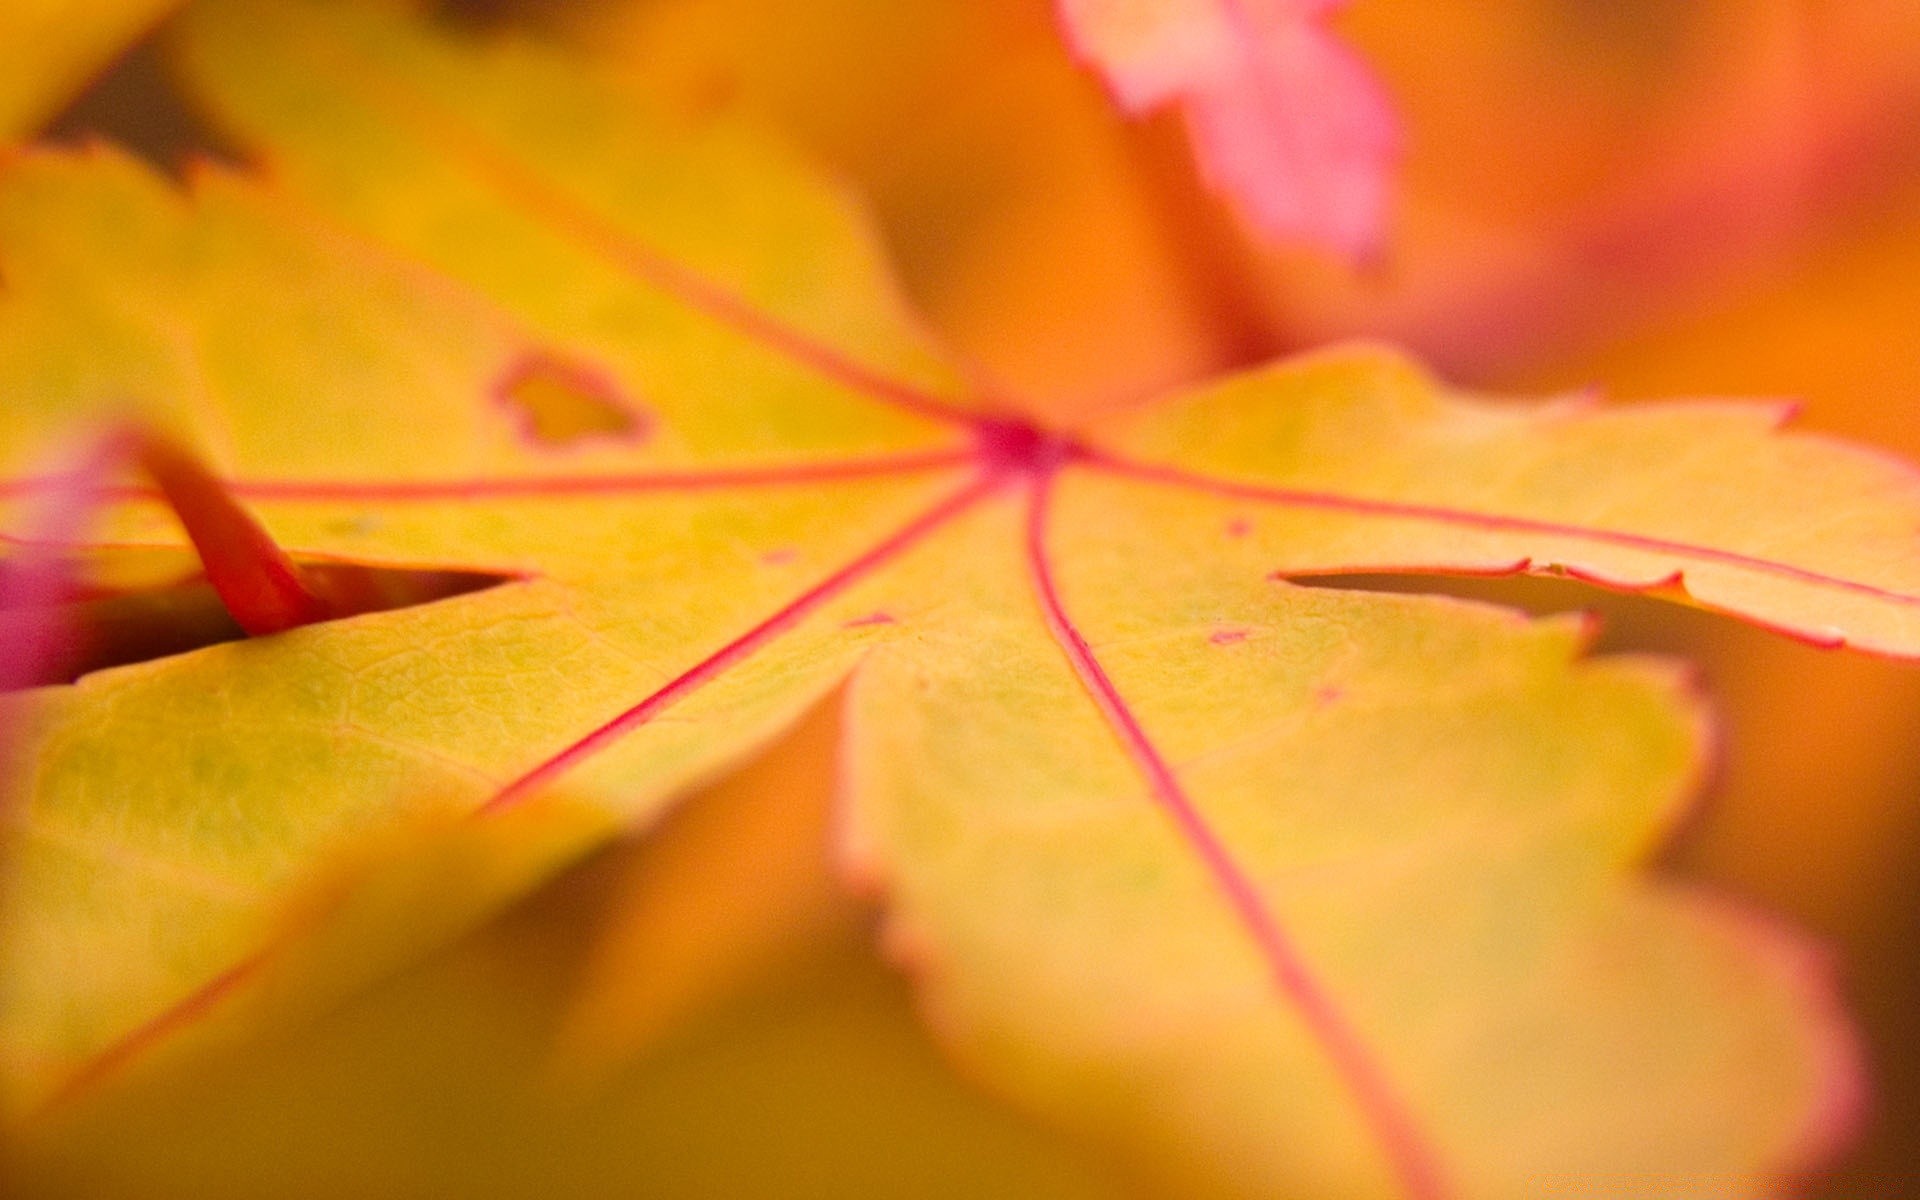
[476,470,1000,815]
[30,470,997,1108]
[1025,465,1449,1200]
[0,450,975,507]
[293,32,980,430]
[1086,449,1920,606]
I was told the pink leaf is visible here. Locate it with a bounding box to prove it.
[1057,0,1400,260]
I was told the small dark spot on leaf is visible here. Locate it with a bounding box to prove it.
[844,612,896,629]
[495,353,648,449]
[1209,627,1249,646]
[761,547,799,567]
[1225,517,1252,538]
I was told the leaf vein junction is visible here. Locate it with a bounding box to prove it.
[28,470,997,1108]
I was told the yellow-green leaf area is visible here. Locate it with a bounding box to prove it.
[1,1,1914,1196]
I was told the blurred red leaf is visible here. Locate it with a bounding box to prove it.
[1056,0,1398,258]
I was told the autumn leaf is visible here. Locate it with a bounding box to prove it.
[13,707,1125,1200]
[0,0,1914,1194]
[575,1,1920,1035]
[549,687,872,1084]
[1054,0,1400,259]
[552,5,1920,1184]
[0,0,185,137]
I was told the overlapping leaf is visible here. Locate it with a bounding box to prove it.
[1055,0,1399,258]
[2,1,1916,1194]
[12,706,1125,1200]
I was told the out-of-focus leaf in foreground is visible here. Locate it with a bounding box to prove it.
[548,682,869,1081]
[0,0,184,137]
[1055,0,1399,258]
[12,704,1124,1200]
[2,0,1918,1194]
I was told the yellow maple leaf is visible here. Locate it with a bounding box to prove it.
[2,1,1913,1194]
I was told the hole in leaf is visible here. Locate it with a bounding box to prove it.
[0,560,510,690]
[43,36,247,177]
[495,354,648,449]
